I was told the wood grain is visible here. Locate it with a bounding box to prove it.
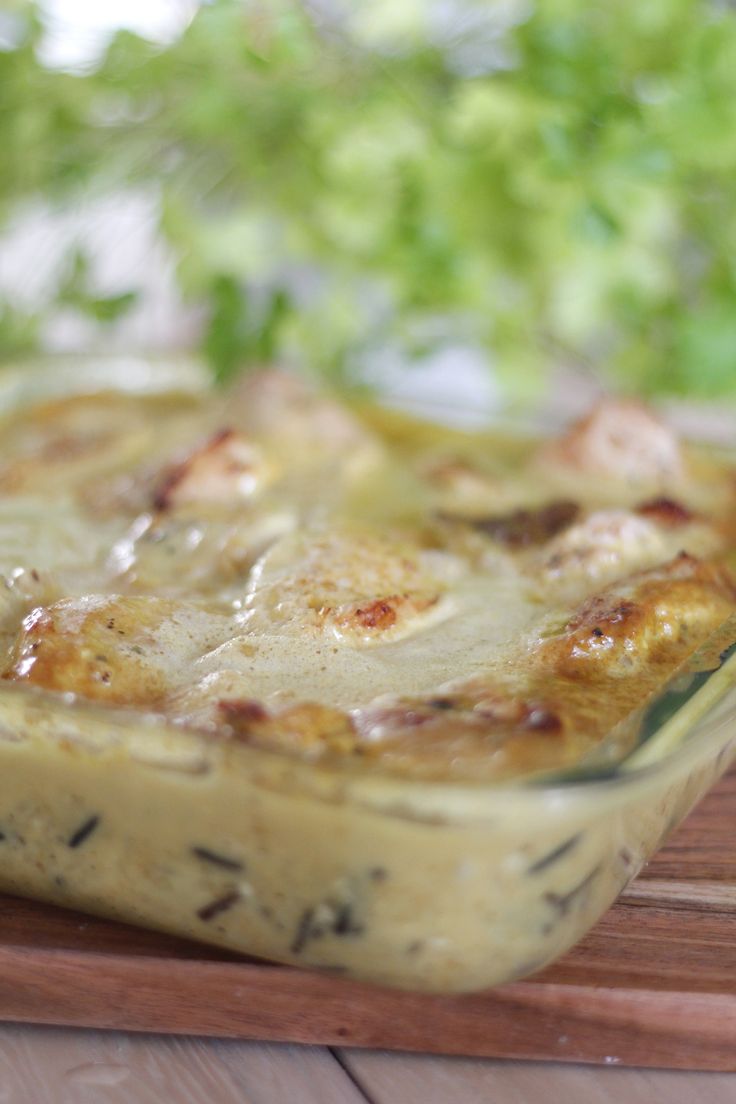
[0,772,735,1071]
[0,1026,368,1104]
[2,1028,736,1104]
[339,1050,736,1104]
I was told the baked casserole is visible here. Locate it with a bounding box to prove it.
[0,363,734,990]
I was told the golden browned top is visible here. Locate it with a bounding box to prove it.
[1,374,736,782]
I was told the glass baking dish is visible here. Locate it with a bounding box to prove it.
[0,357,735,993]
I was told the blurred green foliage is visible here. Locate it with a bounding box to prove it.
[3,0,736,395]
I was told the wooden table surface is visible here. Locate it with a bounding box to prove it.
[1,1026,736,1103]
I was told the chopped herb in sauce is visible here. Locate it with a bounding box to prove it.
[191,846,244,872]
[197,891,241,922]
[527,834,581,875]
[67,814,100,849]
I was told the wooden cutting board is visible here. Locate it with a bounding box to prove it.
[0,771,735,1072]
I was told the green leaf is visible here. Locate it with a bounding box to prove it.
[674,307,736,397]
[84,291,138,323]
[203,275,251,386]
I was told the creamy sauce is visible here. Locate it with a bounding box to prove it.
[1,375,736,782]
[185,574,549,712]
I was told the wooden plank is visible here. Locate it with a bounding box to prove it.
[0,772,734,1069]
[339,1050,736,1104]
[640,772,736,882]
[0,1026,368,1104]
[0,929,735,1070]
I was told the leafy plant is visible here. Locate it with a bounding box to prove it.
[3,0,736,397]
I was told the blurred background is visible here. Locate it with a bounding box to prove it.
[3,0,736,412]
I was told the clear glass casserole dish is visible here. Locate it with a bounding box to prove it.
[0,357,734,993]
[0,657,735,993]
